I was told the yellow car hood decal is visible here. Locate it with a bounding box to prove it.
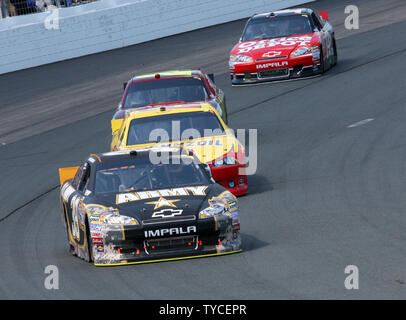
[122,134,240,163]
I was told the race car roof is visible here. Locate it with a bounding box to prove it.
[251,8,313,19]
[130,70,204,82]
[90,147,194,164]
[124,102,215,120]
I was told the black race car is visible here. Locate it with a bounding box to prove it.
[58,147,242,266]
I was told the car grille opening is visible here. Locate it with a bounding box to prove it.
[142,215,196,225]
[144,235,198,253]
[257,68,289,79]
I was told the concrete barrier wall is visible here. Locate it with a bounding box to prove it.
[0,0,313,74]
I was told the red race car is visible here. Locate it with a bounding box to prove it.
[113,70,228,124]
[229,8,337,85]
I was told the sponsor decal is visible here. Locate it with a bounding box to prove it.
[92,238,103,244]
[96,244,104,252]
[228,200,237,207]
[90,224,103,231]
[144,226,197,238]
[238,36,312,54]
[88,215,101,222]
[152,208,183,218]
[257,61,289,69]
[116,186,208,204]
[312,48,321,63]
[146,197,180,210]
[229,206,238,213]
[159,139,223,148]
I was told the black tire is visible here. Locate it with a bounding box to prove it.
[85,218,94,263]
[62,201,75,255]
[223,96,228,125]
[320,45,326,73]
[332,37,338,66]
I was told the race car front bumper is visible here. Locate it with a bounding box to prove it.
[90,213,241,266]
[229,53,321,85]
[230,65,321,85]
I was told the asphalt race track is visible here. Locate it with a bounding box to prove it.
[0,0,406,299]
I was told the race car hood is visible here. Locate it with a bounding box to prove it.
[122,132,242,164]
[230,33,320,59]
[83,183,227,222]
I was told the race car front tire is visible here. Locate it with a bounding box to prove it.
[320,45,326,73]
[85,218,94,263]
[332,37,338,66]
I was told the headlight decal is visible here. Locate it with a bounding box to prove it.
[211,148,238,168]
[200,191,239,220]
[102,214,139,226]
[290,46,317,58]
[229,55,254,63]
[199,204,226,219]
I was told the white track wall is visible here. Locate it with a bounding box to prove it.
[0,0,313,75]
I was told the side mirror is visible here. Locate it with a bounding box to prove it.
[201,163,213,180]
[319,11,328,21]
[208,73,215,84]
[123,82,128,91]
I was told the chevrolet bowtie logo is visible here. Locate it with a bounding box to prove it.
[146,197,180,210]
[152,208,183,218]
[263,51,282,58]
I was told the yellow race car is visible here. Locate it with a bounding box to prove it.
[110,102,248,196]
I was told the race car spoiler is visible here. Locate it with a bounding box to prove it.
[319,11,328,21]
[58,166,80,185]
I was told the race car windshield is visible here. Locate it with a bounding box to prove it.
[242,15,313,41]
[123,77,209,108]
[94,158,209,194]
[126,111,225,146]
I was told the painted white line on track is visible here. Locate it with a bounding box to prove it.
[347,118,375,128]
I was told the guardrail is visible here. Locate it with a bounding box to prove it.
[0,0,313,75]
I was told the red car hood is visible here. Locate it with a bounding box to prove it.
[230,33,320,59]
